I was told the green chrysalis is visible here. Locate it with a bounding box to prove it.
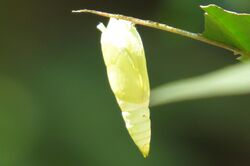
[97,18,151,157]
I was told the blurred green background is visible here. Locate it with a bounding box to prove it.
[1,0,250,166]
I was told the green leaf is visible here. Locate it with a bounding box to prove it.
[150,5,250,107]
[201,4,250,61]
[150,62,250,107]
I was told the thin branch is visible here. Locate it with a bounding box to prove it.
[72,9,243,56]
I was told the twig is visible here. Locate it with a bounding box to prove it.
[72,9,243,56]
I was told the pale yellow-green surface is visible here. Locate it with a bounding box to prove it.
[97,18,151,157]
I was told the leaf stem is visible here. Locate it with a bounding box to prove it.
[72,9,242,55]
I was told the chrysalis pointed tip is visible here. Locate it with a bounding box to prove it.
[97,23,106,32]
[140,143,150,158]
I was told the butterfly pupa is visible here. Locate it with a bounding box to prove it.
[97,18,151,157]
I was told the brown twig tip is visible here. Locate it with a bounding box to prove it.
[72,10,79,13]
[72,9,117,19]
[72,9,90,13]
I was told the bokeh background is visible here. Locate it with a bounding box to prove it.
[1,0,250,166]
